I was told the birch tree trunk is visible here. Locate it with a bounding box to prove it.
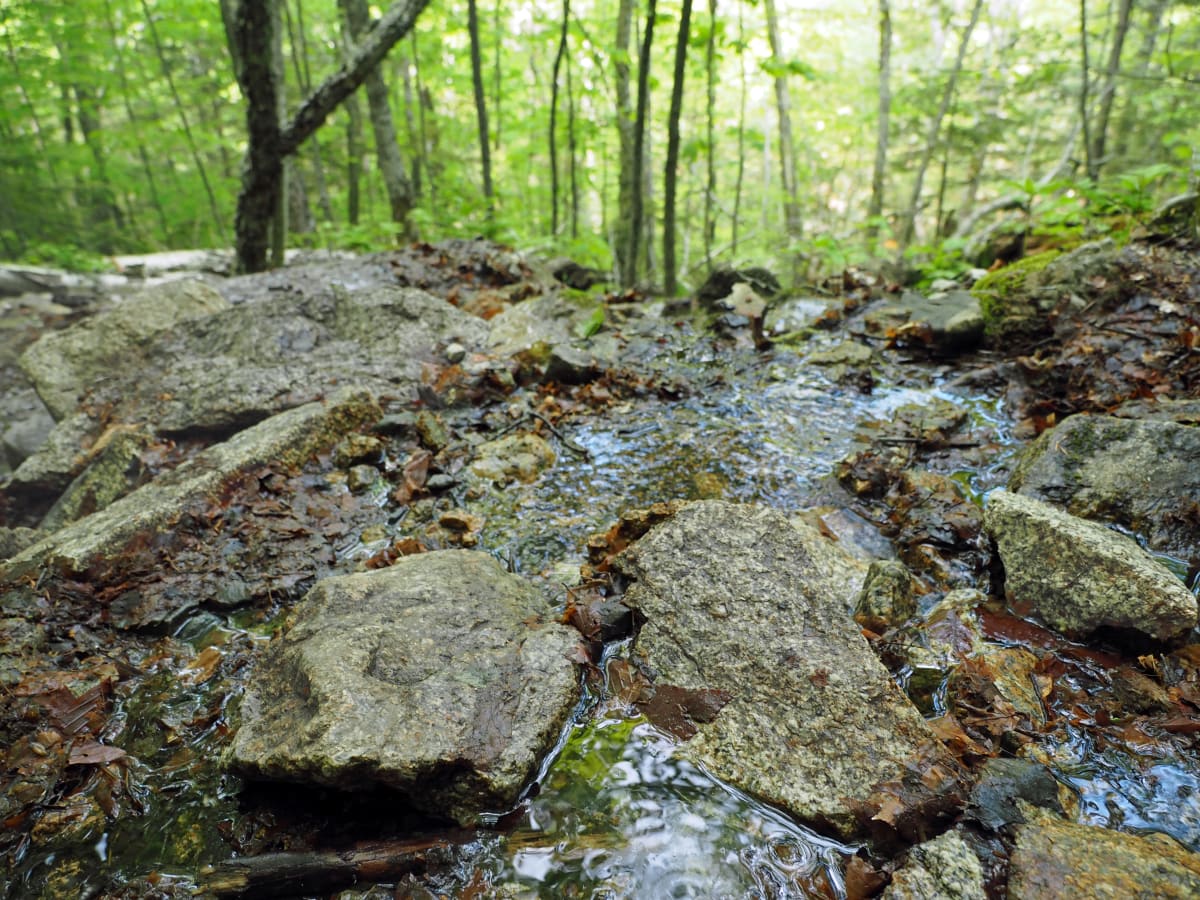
[662,0,693,296]
[898,0,983,249]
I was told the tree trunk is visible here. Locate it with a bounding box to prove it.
[732,0,747,256]
[630,0,658,286]
[1079,0,1094,181]
[703,0,717,270]
[1090,0,1134,179]
[344,89,364,224]
[898,0,983,249]
[550,0,570,236]
[286,0,335,223]
[613,0,636,286]
[467,0,494,220]
[341,0,417,238]
[270,0,287,267]
[566,47,580,239]
[1112,0,1168,163]
[399,51,423,197]
[866,0,891,246]
[764,0,801,256]
[143,0,225,243]
[663,0,693,296]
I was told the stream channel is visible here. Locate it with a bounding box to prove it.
[8,288,1200,898]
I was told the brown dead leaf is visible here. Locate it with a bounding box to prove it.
[68,740,128,766]
[179,646,223,686]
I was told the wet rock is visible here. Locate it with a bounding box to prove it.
[971,241,1123,345]
[0,527,43,561]
[984,490,1197,643]
[882,829,985,900]
[856,559,918,628]
[613,501,961,841]
[694,266,781,314]
[414,411,449,453]
[19,280,230,420]
[544,344,603,384]
[1009,413,1200,561]
[806,340,876,384]
[346,464,380,493]
[228,550,581,825]
[1109,666,1173,715]
[487,293,599,358]
[333,433,384,468]
[787,516,870,613]
[470,432,556,484]
[40,425,153,531]
[1008,815,1200,899]
[966,758,1063,832]
[0,387,381,583]
[864,289,984,355]
[1,395,54,470]
[6,412,107,502]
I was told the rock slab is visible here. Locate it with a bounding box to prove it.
[228,550,581,825]
[984,490,1196,642]
[1010,413,1200,560]
[613,501,960,840]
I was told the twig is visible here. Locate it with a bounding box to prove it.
[530,410,590,459]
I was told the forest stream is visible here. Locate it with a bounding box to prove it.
[2,237,1200,898]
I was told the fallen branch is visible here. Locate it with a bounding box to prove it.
[199,834,474,898]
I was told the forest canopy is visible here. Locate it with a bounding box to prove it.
[1,0,1196,284]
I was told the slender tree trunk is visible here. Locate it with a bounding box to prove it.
[663,0,693,296]
[1090,0,1134,179]
[550,0,569,236]
[341,0,416,238]
[630,0,657,286]
[866,0,891,246]
[287,0,334,223]
[400,52,423,197]
[613,0,636,286]
[142,0,225,242]
[898,0,983,249]
[764,0,801,257]
[566,48,580,239]
[270,0,288,267]
[1079,0,1095,180]
[345,93,364,224]
[703,0,717,270]
[466,0,494,220]
[732,0,747,256]
[104,0,168,240]
[492,1,502,151]
[1112,0,1168,163]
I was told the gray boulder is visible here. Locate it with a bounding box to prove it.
[613,501,961,841]
[864,289,984,354]
[0,387,381,584]
[1010,413,1200,561]
[984,490,1196,643]
[20,279,230,420]
[228,550,581,825]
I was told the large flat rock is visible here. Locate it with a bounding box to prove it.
[613,501,961,841]
[228,551,581,825]
[984,489,1196,643]
[1010,413,1200,561]
[0,387,381,583]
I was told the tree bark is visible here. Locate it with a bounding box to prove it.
[866,0,891,246]
[341,0,417,238]
[613,0,636,286]
[566,45,580,239]
[234,0,430,272]
[898,0,983,249]
[764,0,802,254]
[703,0,717,270]
[630,0,658,286]
[1079,0,1094,180]
[286,0,334,223]
[550,0,570,236]
[1112,0,1168,163]
[663,0,693,296]
[1090,0,1134,179]
[270,0,287,267]
[732,0,747,256]
[467,0,494,220]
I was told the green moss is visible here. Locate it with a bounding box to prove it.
[971,250,1061,340]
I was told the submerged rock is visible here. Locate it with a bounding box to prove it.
[470,432,556,484]
[984,490,1196,643]
[1009,413,1200,561]
[0,387,381,584]
[1008,815,1200,899]
[228,550,581,825]
[613,501,961,841]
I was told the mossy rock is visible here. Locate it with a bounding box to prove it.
[970,250,1060,342]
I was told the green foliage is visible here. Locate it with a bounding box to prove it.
[19,242,116,273]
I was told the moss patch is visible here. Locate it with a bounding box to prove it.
[971,250,1061,341]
